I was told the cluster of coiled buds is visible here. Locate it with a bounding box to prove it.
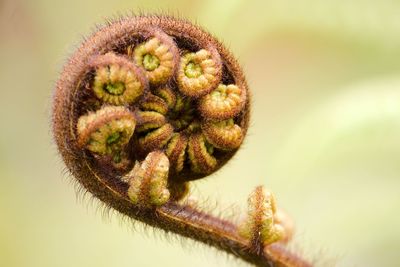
[52,15,311,267]
[72,20,248,203]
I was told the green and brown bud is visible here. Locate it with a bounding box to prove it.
[132,31,179,85]
[135,111,166,133]
[201,119,243,150]
[168,94,195,130]
[239,186,286,251]
[76,106,136,157]
[138,123,174,153]
[153,86,177,109]
[177,49,222,98]
[187,133,217,174]
[140,93,169,115]
[90,52,147,105]
[165,133,188,173]
[199,84,246,120]
[126,151,170,206]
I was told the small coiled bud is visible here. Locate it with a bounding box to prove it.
[140,93,169,115]
[153,86,176,109]
[138,123,174,152]
[239,186,285,253]
[132,30,179,85]
[126,151,170,206]
[135,111,166,133]
[177,49,222,98]
[77,106,135,159]
[165,133,188,173]
[187,133,217,174]
[90,52,147,105]
[199,84,246,120]
[201,119,243,150]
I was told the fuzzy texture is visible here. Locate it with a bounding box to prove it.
[128,28,179,85]
[89,52,147,105]
[52,14,311,267]
[76,106,136,167]
[199,84,246,120]
[177,49,222,98]
[126,151,170,206]
[239,186,286,255]
[202,119,244,150]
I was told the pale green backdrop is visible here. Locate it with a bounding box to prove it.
[0,0,399,266]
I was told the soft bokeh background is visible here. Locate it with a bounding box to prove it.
[1,0,399,266]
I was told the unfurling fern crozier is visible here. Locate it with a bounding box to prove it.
[52,15,311,267]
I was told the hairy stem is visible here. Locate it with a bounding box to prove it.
[80,160,310,267]
[158,203,311,267]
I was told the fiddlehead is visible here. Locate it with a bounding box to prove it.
[52,14,311,267]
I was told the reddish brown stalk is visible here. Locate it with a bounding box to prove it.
[71,157,311,267]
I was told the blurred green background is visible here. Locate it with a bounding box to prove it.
[1,0,399,266]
